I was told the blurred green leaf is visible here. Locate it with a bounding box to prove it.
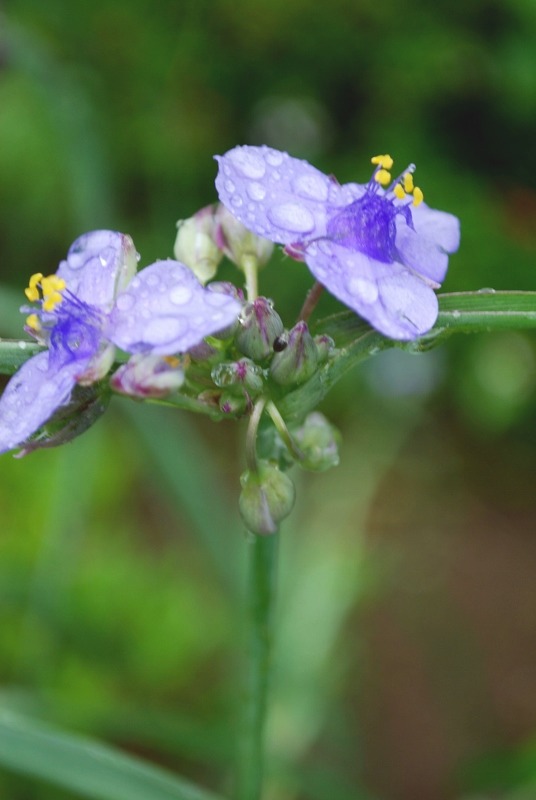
[0,709,226,800]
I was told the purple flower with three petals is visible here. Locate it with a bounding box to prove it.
[0,230,241,454]
[215,146,460,340]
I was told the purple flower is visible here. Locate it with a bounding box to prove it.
[0,230,241,454]
[215,146,460,340]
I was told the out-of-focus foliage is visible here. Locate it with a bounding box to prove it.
[2,1,536,798]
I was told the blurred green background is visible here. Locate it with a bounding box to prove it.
[1,1,536,798]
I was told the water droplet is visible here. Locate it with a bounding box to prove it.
[268,203,315,233]
[231,195,243,208]
[17,341,27,350]
[272,170,281,181]
[266,150,284,167]
[224,179,235,193]
[229,150,266,179]
[144,317,186,345]
[477,287,496,294]
[293,173,328,201]
[345,276,378,304]
[146,273,160,287]
[169,285,192,305]
[99,255,108,267]
[451,309,461,319]
[247,182,267,201]
[115,293,135,312]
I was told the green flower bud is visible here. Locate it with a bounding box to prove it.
[235,297,284,360]
[269,321,319,386]
[215,203,274,271]
[292,412,340,471]
[314,334,336,363]
[211,358,265,394]
[174,204,223,284]
[239,461,296,535]
[219,390,249,416]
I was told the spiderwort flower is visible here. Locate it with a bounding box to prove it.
[215,146,460,340]
[0,230,242,454]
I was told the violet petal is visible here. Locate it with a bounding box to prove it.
[107,260,242,355]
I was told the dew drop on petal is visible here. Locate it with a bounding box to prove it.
[268,203,315,233]
[346,276,379,304]
[143,317,187,345]
[265,150,284,166]
[231,196,243,208]
[246,182,267,201]
[229,150,266,179]
[224,179,235,193]
[293,173,329,201]
[115,293,136,312]
[169,285,193,305]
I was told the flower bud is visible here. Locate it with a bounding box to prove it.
[239,461,295,535]
[314,334,336,363]
[219,390,249,416]
[269,321,319,386]
[174,204,223,284]
[215,203,274,270]
[292,412,340,471]
[110,354,185,399]
[235,297,284,360]
[211,358,264,394]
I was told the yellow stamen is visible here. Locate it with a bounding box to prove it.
[164,356,181,368]
[26,313,41,331]
[42,292,64,312]
[374,169,391,186]
[412,186,424,207]
[393,184,406,200]
[403,172,414,193]
[24,272,44,302]
[371,154,394,170]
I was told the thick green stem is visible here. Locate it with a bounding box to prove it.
[237,532,279,800]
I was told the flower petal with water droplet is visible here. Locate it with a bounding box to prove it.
[108,260,242,354]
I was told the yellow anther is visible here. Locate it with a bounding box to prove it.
[24,272,44,302]
[371,154,394,170]
[25,313,41,331]
[164,356,181,368]
[374,169,391,186]
[403,172,414,193]
[42,292,64,312]
[412,186,424,207]
[393,184,406,200]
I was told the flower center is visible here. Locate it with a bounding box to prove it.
[326,154,424,263]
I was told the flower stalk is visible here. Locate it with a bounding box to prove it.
[237,530,279,800]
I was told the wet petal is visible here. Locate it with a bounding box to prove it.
[304,240,438,340]
[0,352,80,454]
[215,145,339,245]
[57,230,138,309]
[395,225,449,285]
[107,260,242,355]
[408,204,461,253]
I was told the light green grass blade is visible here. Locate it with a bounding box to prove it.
[0,709,227,800]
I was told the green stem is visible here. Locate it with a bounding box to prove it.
[266,400,304,462]
[237,532,279,800]
[241,255,259,302]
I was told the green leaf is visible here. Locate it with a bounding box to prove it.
[279,290,536,420]
[0,709,227,800]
